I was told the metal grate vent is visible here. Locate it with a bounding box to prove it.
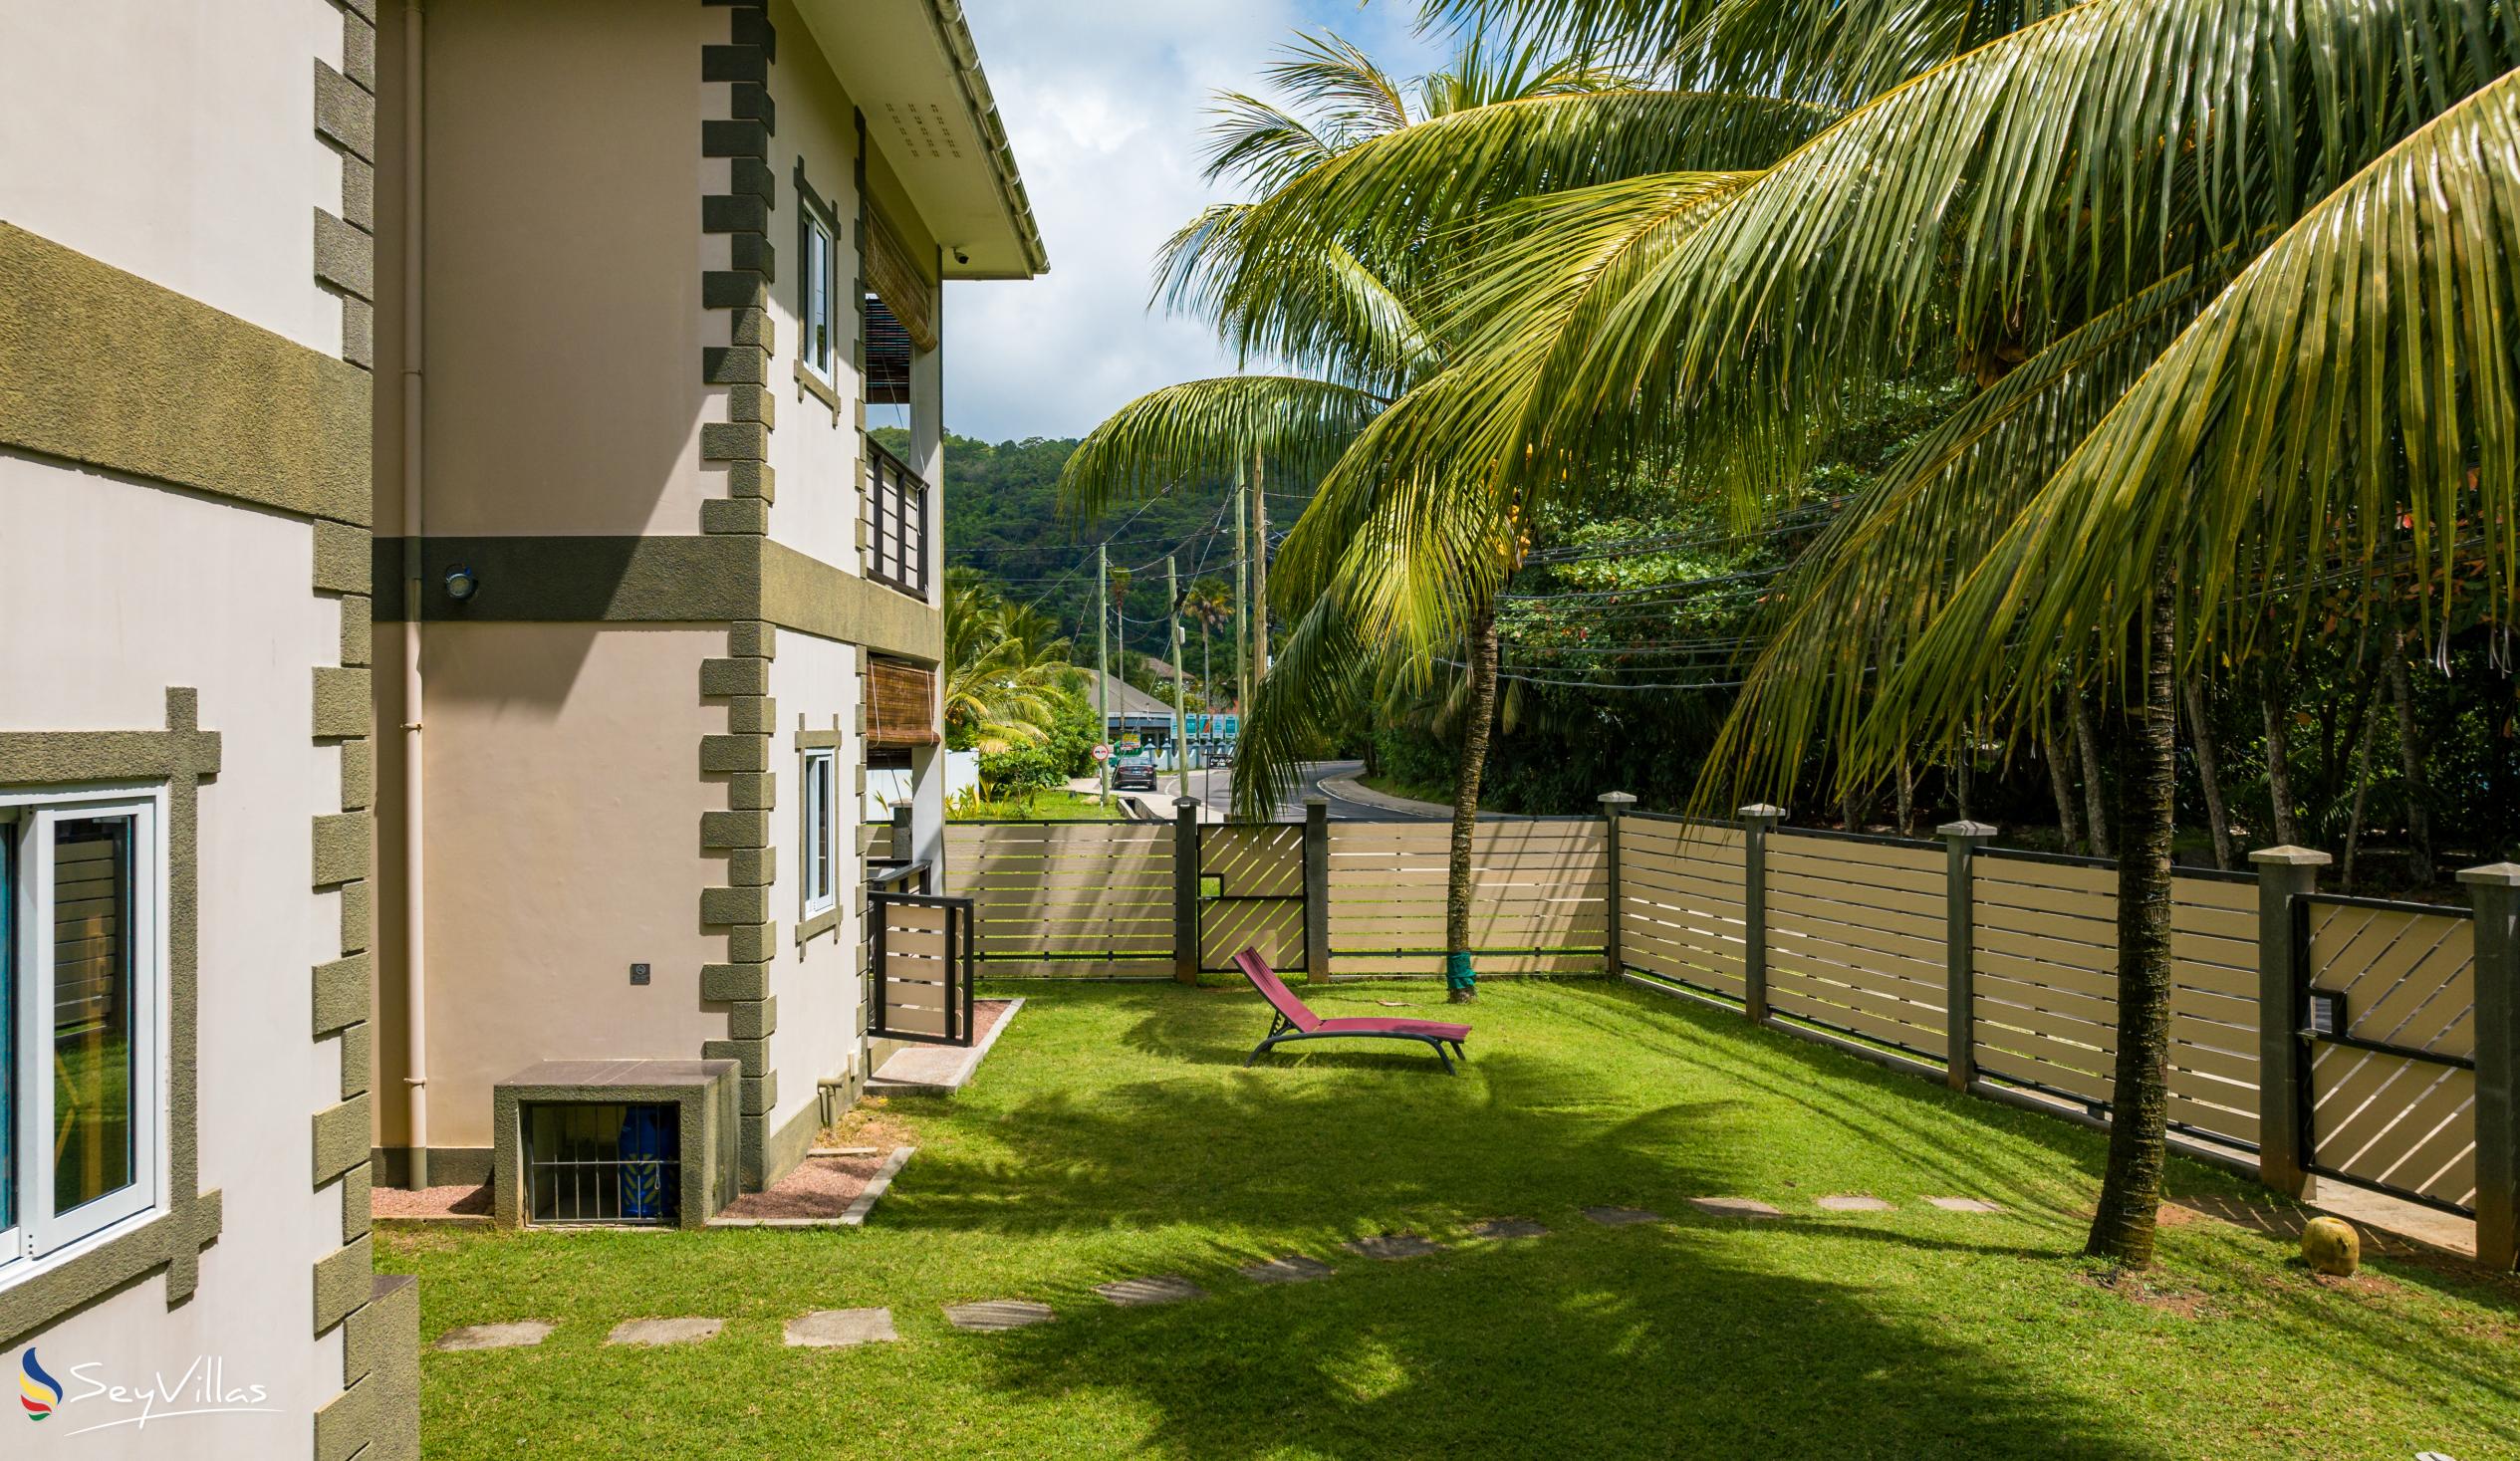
[523,1102,680,1225]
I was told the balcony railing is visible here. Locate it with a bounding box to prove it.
[866,439,930,601]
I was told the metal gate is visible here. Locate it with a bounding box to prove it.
[871,891,977,1046]
[2297,893,2479,1215]
[1198,823,1306,973]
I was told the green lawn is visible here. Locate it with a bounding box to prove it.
[382,981,2519,1460]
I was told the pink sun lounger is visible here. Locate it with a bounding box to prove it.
[1232,949,1471,1074]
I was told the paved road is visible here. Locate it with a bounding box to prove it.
[1077,759,1450,823]
[1170,759,1445,822]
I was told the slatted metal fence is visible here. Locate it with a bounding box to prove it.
[932,796,2517,1265]
[2301,895,2478,1214]
[1325,819,1608,978]
[1199,823,1306,973]
[1966,850,2261,1150]
[1764,830,1949,1061]
[1617,815,1747,999]
[946,820,1177,978]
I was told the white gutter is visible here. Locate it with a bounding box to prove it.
[398,0,430,1189]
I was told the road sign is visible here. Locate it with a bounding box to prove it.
[1091,743,1112,763]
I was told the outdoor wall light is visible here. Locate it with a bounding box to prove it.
[443,566,481,603]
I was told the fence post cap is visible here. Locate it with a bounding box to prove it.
[2247,845,2333,866]
[1935,820,1998,840]
[1303,796,1328,808]
[1737,803,1786,822]
[2454,861,2520,887]
[1598,791,1638,807]
[1173,797,1202,810]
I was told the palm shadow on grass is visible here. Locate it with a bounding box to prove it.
[870,984,2145,1457]
[957,1203,2146,1460]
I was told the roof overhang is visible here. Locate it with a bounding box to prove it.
[792,0,1048,280]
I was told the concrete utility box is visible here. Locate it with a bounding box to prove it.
[490,1060,740,1229]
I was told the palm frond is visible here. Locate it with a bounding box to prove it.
[1203,93,1342,195]
[1697,269,2219,809]
[1872,67,2520,762]
[1414,30,1646,117]
[1153,208,1436,391]
[1233,85,1832,274]
[1230,594,1371,820]
[1439,0,2515,513]
[1307,171,1761,533]
[1418,0,2082,107]
[1057,375,1386,527]
[1259,33,1415,146]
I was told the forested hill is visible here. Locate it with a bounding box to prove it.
[884,427,1290,657]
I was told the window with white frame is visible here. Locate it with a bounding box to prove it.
[1,787,164,1275]
[802,748,837,918]
[798,184,839,383]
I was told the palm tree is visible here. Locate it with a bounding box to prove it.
[1230,0,2515,1260]
[1183,577,1233,709]
[1057,34,1778,1001]
[943,572,1076,753]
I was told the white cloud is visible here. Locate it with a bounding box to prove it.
[943,1,1442,443]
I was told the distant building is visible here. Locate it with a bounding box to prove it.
[1091,670,1181,748]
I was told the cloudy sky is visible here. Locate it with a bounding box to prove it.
[940,1,1447,444]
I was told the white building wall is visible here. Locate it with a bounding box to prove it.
[764,632,864,1145]
[0,456,346,1458]
[0,0,349,358]
[758,0,869,575]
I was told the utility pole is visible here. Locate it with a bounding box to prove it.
[1097,542,1111,806]
[1251,447,1269,684]
[1169,554,1188,802]
[1233,462,1248,713]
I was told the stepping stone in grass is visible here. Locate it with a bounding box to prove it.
[434,1321,553,1351]
[1344,1233,1445,1260]
[1815,1195,1893,1213]
[1242,1256,1335,1285]
[785,1308,898,1348]
[1096,1277,1207,1307]
[1689,1197,1785,1219]
[1469,1218,1551,1240]
[1925,1196,2001,1213]
[1582,1206,1663,1227]
[606,1318,723,1347]
[944,1301,1056,1332]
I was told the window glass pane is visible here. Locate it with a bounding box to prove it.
[806,224,832,372]
[2,824,15,1234]
[52,818,134,1214]
[814,758,834,899]
[805,754,833,903]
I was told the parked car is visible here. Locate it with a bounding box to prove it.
[1112,754,1158,791]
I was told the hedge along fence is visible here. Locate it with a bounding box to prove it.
[940,796,2520,1268]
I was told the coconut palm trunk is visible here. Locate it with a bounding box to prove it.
[2086,577,2178,1266]
[1444,602,1500,1004]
